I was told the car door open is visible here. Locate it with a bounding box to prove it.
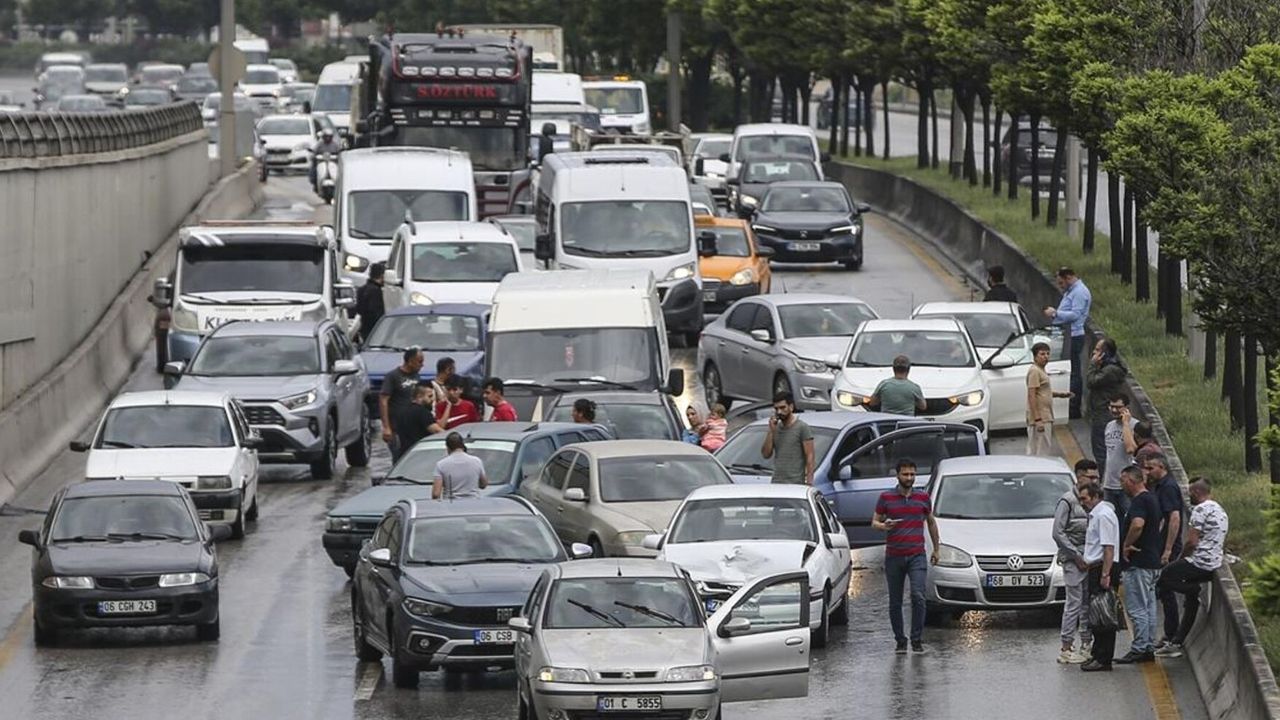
[981,325,1072,429]
[709,570,811,703]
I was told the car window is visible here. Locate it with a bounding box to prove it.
[229,402,252,442]
[541,451,574,490]
[988,325,1069,366]
[549,404,674,441]
[49,495,199,541]
[813,495,834,533]
[324,331,342,371]
[580,428,607,441]
[598,456,729,502]
[717,425,839,476]
[523,573,549,622]
[372,514,394,549]
[385,513,403,562]
[566,453,590,494]
[556,431,588,444]
[831,426,876,467]
[847,429,979,479]
[725,303,759,334]
[727,577,806,635]
[934,472,1074,520]
[520,437,556,484]
[668,497,816,543]
[545,577,701,629]
[749,306,776,335]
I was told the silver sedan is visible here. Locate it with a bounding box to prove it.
[697,293,879,411]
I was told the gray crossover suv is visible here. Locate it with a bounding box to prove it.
[164,319,370,478]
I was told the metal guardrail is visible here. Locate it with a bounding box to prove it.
[0,102,203,159]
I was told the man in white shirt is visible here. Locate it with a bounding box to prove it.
[1079,482,1119,672]
[432,432,488,500]
[1154,477,1229,658]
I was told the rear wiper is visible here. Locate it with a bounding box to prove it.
[100,440,136,449]
[614,600,684,625]
[107,531,188,541]
[552,377,640,391]
[568,598,625,627]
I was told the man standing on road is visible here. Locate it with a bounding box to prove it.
[1102,395,1138,516]
[1116,465,1162,665]
[1087,337,1127,470]
[1155,478,1229,658]
[482,377,519,422]
[380,347,423,461]
[760,391,815,485]
[1079,482,1120,672]
[431,432,489,500]
[429,357,455,405]
[873,459,939,654]
[1053,459,1097,663]
[1043,267,1092,419]
[868,355,926,416]
[983,265,1018,302]
[1145,454,1184,651]
[1026,342,1073,456]
[355,262,386,343]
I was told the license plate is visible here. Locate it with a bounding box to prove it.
[473,629,514,644]
[98,599,157,615]
[597,696,663,712]
[790,242,821,252]
[984,574,1046,588]
[703,290,717,302]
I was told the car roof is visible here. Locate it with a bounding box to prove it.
[65,479,185,498]
[384,302,490,319]
[403,495,536,519]
[416,421,590,440]
[685,483,815,500]
[734,123,815,137]
[210,320,325,338]
[751,292,873,308]
[109,390,231,409]
[858,318,965,333]
[410,221,513,244]
[572,439,708,459]
[935,455,1072,474]
[914,301,1019,316]
[554,558,684,579]
[694,215,749,229]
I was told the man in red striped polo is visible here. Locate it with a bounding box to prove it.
[873,458,940,653]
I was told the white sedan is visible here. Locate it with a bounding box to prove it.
[911,301,1031,363]
[644,483,851,648]
[256,114,322,173]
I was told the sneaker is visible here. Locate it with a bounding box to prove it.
[895,639,908,654]
[1080,659,1112,672]
[1079,640,1093,656]
[1154,643,1184,658]
[1114,650,1156,664]
[1153,639,1170,652]
[911,641,926,653]
[1057,649,1075,664]
[1069,649,1091,664]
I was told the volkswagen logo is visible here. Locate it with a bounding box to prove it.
[496,607,514,622]
[1006,555,1024,571]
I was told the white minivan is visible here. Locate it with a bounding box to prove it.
[337,147,478,284]
[725,123,828,183]
[583,78,651,136]
[313,61,361,137]
[383,221,523,308]
[534,151,711,344]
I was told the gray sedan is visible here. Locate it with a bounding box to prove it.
[697,293,879,411]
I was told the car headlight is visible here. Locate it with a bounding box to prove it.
[172,306,199,332]
[299,305,328,322]
[665,665,716,682]
[751,224,775,234]
[830,225,860,235]
[935,543,974,568]
[538,667,591,683]
[279,389,318,410]
[615,531,650,547]
[326,516,354,532]
[403,597,452,618]
[664,263,696,282]
[344,253,369,272]
[159,572,210,588]
[835,390,871,407]
[42,576,94,589]
[794,357,828,374]
[633,120,650,134]
[729,267,756,286]
[705,171,723,179]
[410,291,433,305]
[196,475,232,490]
[949,390,985,406]
[741,195,759,207]
[118,87,130,96]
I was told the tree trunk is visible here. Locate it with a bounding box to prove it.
[963,92,977,186]
[1109,171,1122,273]
[1030,114,1041,220]
[854,86,863,156]
[981,95,991,187]
[1167,259,1182,336]
[1007,112,1019,199]
[1267,354,1280,484]
[930,91,940,169]
[863,86,875,158]
[1205,330,1217,379]
[1225,330,1243,430]
[1135,199,1150,302]
[917,86,930,169]
[1047,128,1067,226]
[827,79,840,156]
[731,65,745,125]
[1084,148,1098,253]
[686,52,714,131]
[992,108,1004,196]
[1245,336,1262,472]
[1156,252,1168,318]
[839,76,851,157]
[799,78,811,126]
[882,80,891,160]
[1121,185,1134,284]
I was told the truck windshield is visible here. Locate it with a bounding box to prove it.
[179,243,324,296]
[489,327,659,390]
[312,83,351,112]
[561,201,690,258]
[348,190,469,239]
[584,87,645,115]
[396,126,526,171]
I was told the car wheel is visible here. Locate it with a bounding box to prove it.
[352,594,382,662]
[773,372,793,401]
[230,491,247,540]
[703,363,732,412]
[345,405,371,468]
[195,615,220,641]
[811,590,830,649]
[391,630,420,689]
[830,589,849,626]
[32,616,57,646]
[589,537,606,559]
[310,418,338,480]
[245,491,259,522]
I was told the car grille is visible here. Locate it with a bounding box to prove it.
[984,586,1051,604]
[242,404,286,426]
[94,575,160,591]
[976,555,1054,572]
[445,605,522,625]
[597,670,661,682]
[774,227,832,241]
[352,519,380,534]
[568,712,690,720]
[918,398,958,416]
[702,279,723,292]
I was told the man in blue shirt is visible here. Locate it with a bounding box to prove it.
[1044,267,1092,419]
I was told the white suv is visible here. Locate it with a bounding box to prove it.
[72,391,262,539]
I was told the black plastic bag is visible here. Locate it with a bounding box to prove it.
[1088,588,1125,631]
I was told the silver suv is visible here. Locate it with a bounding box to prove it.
[164,319,370,479]
[509,559,811,720]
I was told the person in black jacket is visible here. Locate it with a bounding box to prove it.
[355,262,386,342]
[983,265,1018,302]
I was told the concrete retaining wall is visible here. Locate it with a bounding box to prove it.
[0,160,263,509]
[826,160,1280,720]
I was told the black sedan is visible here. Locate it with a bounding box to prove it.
[729,155,822,217]
[19,479,229,645]
[750,181,871,270]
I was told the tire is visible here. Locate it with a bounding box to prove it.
[245,491,259,522]
[310,417,338,480]
[391,632,420,689]
[352,595,382,662]
[589,537,606,559]
[773,372,793,401]
[32,616,57,647]
[830,590,849,626]
[229,492,247,540]
[196,615,220,641]
[703,363,732,412]
[811,591,830,649]
[344,405,371,468]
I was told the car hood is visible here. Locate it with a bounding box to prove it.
[702,159,729,176]
[752,211,855,232]
[86,448,239,480]
[413,283,501,305]
[402,562,549,602]
[360,350,484,381]
[261,134,312,149]
[780,336,851,363]
[596,501,686,534]
[541,628,709,670]
[47,540,206,576]
[661,540,812,584]
[836,365,981,395]
[699,256,753,282]
[933,517,1058,556]
[328,483,435,518]
[175,374,324,400]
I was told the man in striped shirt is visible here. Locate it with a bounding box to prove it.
[873,458,940,653]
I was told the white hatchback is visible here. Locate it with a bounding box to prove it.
[73,391,261,539]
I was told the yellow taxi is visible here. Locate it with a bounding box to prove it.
[695,215,773,314]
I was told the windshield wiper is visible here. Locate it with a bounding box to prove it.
[52,535,112,543]
[613,600,684,625]
[562,245,613,257]
[99,440,136,449]
[347,229,383,239]
[568,598,625,627]
[619,249,677,258]
[180,293,231,304]
[234,297,307,305]
[503,379,568,393]
[844,361,878,367]
[382,475,429,486]
[551,377,640,391]
[727,462,770,474]
[107,531,189,541]
[361,344,404,352]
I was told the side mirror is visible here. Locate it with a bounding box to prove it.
[836,465,853,482]
[718,152,730,163]
[208,524,233,542]
[508,616,533,633]
[163,361,186,389]
[827,532,851,550]
[820,152,832,163]
[69,440,90,452]
[570,542,593,559]
[563,487,587,502]
[333,359,359,376]
[985,355,1015,370]
[383,269,401,286]
[749,328,774,344]
[755,246,775,258]
[334,283,356,308]
[534,233,554,261]
[369,547,394,567]
[697,230,718,257]
[720,616,752,637]
[693,157,705,175]
[152,278,173,307]
[641,533,663,551]
[856,203,871,214]
[665,368,685,396]
[18,529,39,547]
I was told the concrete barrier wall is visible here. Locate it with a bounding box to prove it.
[0,158,263,508]
[826,160,1280,720]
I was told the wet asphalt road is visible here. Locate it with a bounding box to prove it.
[0,174,1207,719]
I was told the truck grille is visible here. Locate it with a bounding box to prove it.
[918,398,958,416]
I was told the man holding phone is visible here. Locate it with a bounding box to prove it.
[760,391,815,485]
[873,459,940,653]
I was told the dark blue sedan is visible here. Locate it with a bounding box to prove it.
[358,303,489,406]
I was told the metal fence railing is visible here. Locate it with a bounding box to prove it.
[0,102,203,160]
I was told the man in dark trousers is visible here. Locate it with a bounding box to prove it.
[983,265,1018,302]
[355,262,386,342]
[1079,482,1120,672]
[380,347,423,461]
[1145,454,1185,651]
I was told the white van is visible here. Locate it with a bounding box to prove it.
[534,151,710,343]
[583,78,651,136]
[382,221,523,308]
[533,71,585,107]
[337,147,478,284]
[313,61,361,137]
[487,269,683,399]
[726,123,828,181]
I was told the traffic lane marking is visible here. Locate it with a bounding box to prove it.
[0,603,30,673]
[354,661,381,700]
